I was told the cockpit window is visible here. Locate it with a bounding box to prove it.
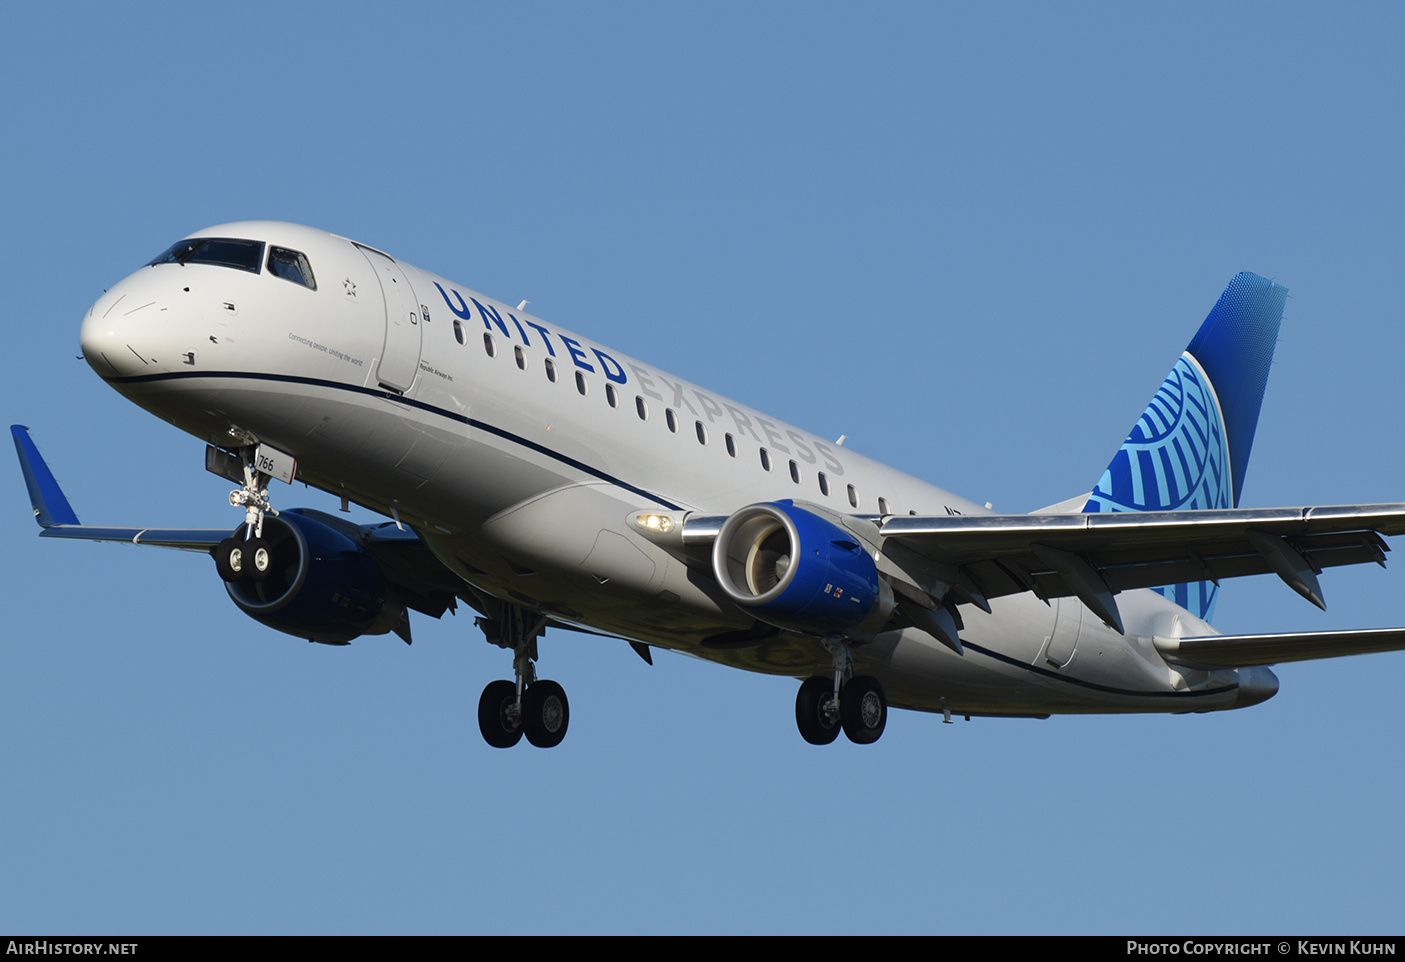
[148,237,265,274]
[267,247,317,290]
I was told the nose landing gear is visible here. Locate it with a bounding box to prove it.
[209,441,286,585]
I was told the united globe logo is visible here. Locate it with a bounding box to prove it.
[1084,351,1232,620]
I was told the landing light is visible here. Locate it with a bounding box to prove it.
[635,513,674,533]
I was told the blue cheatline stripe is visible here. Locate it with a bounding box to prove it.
[102,371,684,511]
[959,639,1238,700]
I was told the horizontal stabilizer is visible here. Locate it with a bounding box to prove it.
[1157,628,1405,668]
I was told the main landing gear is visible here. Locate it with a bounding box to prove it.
[794,642,887,745]
[475,605,570,749]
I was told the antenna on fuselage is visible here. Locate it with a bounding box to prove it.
[517,300,529,311]
[835,435,847,446]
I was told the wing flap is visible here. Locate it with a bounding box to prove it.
[1158,628,1405,668]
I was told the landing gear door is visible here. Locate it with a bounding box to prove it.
[1043,597,1082,669]
[358,245,422,393]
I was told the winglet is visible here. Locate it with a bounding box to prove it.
[11,425,80,528]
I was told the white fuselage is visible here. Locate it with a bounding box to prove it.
[79,221,1263,718]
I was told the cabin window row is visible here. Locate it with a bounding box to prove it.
[467,331,908,514]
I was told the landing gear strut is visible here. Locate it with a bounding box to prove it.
[475,605,570,749]
[794,642,887,745]
[228,452,278,537]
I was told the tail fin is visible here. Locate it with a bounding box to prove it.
[1082,272,1288,621]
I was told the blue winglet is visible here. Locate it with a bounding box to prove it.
[11,425,81,528]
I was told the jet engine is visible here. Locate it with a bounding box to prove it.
[217,509,405,645]
[711,500,891,636]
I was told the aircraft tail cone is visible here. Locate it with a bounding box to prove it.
[1235,665,1280,708]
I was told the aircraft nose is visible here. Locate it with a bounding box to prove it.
[80,272,172,378]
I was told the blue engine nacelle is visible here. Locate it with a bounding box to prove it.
[711,501,890,636]
[221,509,404,645]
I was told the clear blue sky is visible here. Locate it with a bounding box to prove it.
[4,2,1405,935]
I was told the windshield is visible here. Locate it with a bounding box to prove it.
[148,237,265,273]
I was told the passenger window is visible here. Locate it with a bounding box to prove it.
[267,247,317,289]
[878,498,890,515]
[575,371,588,395]
[514,345,525,370]
[606,383,618,408]
[848,485,859,508]
[695,421,707,444]
[725,434,736,457]
[760,449,771,471]
[818,472,829,496]
[789,460,800,483]
[453,320,464,345]
[483,333,496,357]
[665,409,678,433]
[544,358,557,382]
[636,396,648,420]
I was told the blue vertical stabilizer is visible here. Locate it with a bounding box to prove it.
[1082,273,1287,621]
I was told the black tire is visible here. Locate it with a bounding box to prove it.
[795,676,841,745]
[522,679,569,748]
[478,679,523,748]
[247,537,273,582]
[840,675,887,745]
[213,537,244,582]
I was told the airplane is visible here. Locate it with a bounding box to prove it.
[16,220,1405,749]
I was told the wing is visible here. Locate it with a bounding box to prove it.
[13,424,228,550]
[876,506,1405,631]
[14,425,467,638]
